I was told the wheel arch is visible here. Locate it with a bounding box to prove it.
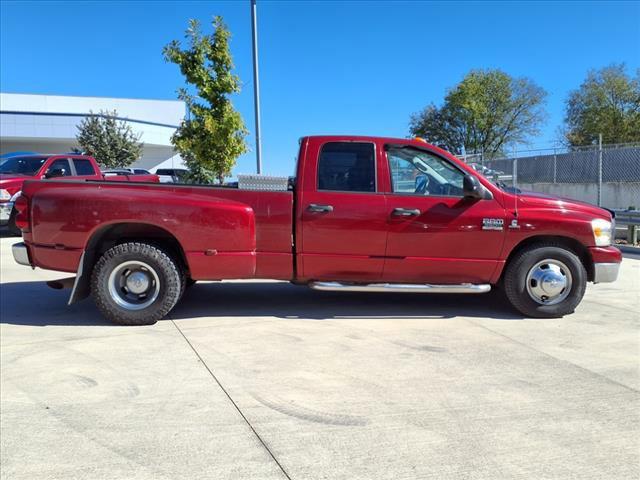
[499,235,593,283]
[69,222,188,305]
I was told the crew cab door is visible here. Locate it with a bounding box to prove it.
[298,139,388,281]
[382,145,505,284]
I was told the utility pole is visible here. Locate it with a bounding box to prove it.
[250,0,262,174]
[597,133,603,207]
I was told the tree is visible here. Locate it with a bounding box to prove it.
[564,64,640,147]
[163,17,248,184]
[76,110,143,168]
[409,69,547,157]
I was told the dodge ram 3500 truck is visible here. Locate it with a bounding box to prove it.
[11,136,621,325]
[1,154,159,234]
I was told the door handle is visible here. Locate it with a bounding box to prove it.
[392,208,421,217]
[307,204,334,213]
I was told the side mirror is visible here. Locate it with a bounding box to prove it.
[463,174,492,200]
[45,168,66,179]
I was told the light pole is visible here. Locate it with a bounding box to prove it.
[250,0,262,174]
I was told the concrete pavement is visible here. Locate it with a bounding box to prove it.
[1,235,639,479]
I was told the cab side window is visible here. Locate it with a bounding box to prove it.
[45,159,72,177]
[73,159,95,176]
[387,147,464,197]
[317,142,375,192]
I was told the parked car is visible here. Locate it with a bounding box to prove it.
[1,154,159,234]
[103,168,151,175]
[470,163,514,183]
[11,136,620,325]
[154,168,189,183]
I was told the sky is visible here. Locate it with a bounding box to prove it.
[1,0,639,176]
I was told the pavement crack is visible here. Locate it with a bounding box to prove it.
[169,318,292,480]
[467,319,640,394]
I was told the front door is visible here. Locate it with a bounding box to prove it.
[299,140,388,281]
[382,145,505,284]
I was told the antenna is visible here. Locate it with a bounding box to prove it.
[513,146,519,219]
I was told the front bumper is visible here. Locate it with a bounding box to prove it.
[593,263,620,283]
[0,201,12,225]
[589,246,622,283]
[12,242,31,266]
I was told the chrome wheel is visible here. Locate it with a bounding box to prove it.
[525,259,572,305]
[107,260,160,311]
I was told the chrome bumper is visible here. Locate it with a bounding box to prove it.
[593,262,620,283]
[12,242,31,266]
[0,201,12,225]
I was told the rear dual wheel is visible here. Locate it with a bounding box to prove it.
[7,207,21,236]
[503,244,587,318]
[91,242,182,325]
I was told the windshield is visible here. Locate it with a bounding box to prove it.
[0,156,48,176]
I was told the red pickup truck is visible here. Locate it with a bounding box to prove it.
[0,154,159,234]
[11,136,621,325]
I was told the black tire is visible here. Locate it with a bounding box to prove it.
[178,267,192,300]
[91,242,182,325]
[503,244,587,318]
[7,207,21,236]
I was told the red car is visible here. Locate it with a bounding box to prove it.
[11,136,620,325]
[0,154,159,234]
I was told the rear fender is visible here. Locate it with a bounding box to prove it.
[66,194,257,303]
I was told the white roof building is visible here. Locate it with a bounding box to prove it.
[0,92,186,171]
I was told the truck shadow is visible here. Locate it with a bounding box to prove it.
[0,280,525,327]
[171,282,524,321]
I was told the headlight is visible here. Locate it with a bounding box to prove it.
[591,218,612,246]
[0,189,11,201]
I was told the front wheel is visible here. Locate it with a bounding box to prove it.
[91,242,182,325]
[503,244,587,318]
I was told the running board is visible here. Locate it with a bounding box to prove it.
[309,282,491,294]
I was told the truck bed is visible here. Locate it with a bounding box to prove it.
[21,179,294,279]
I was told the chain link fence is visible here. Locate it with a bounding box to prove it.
[460,143,640,209]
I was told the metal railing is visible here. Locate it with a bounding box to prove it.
[612,209,640,226]
[460,143,640,210]
[612,209,640,244]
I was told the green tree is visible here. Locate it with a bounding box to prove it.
[76,110,143,168]
[163,17,248,184]
[409,69,547,157]
[564,64,640,147]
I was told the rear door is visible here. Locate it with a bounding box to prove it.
[298,139,388,281]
